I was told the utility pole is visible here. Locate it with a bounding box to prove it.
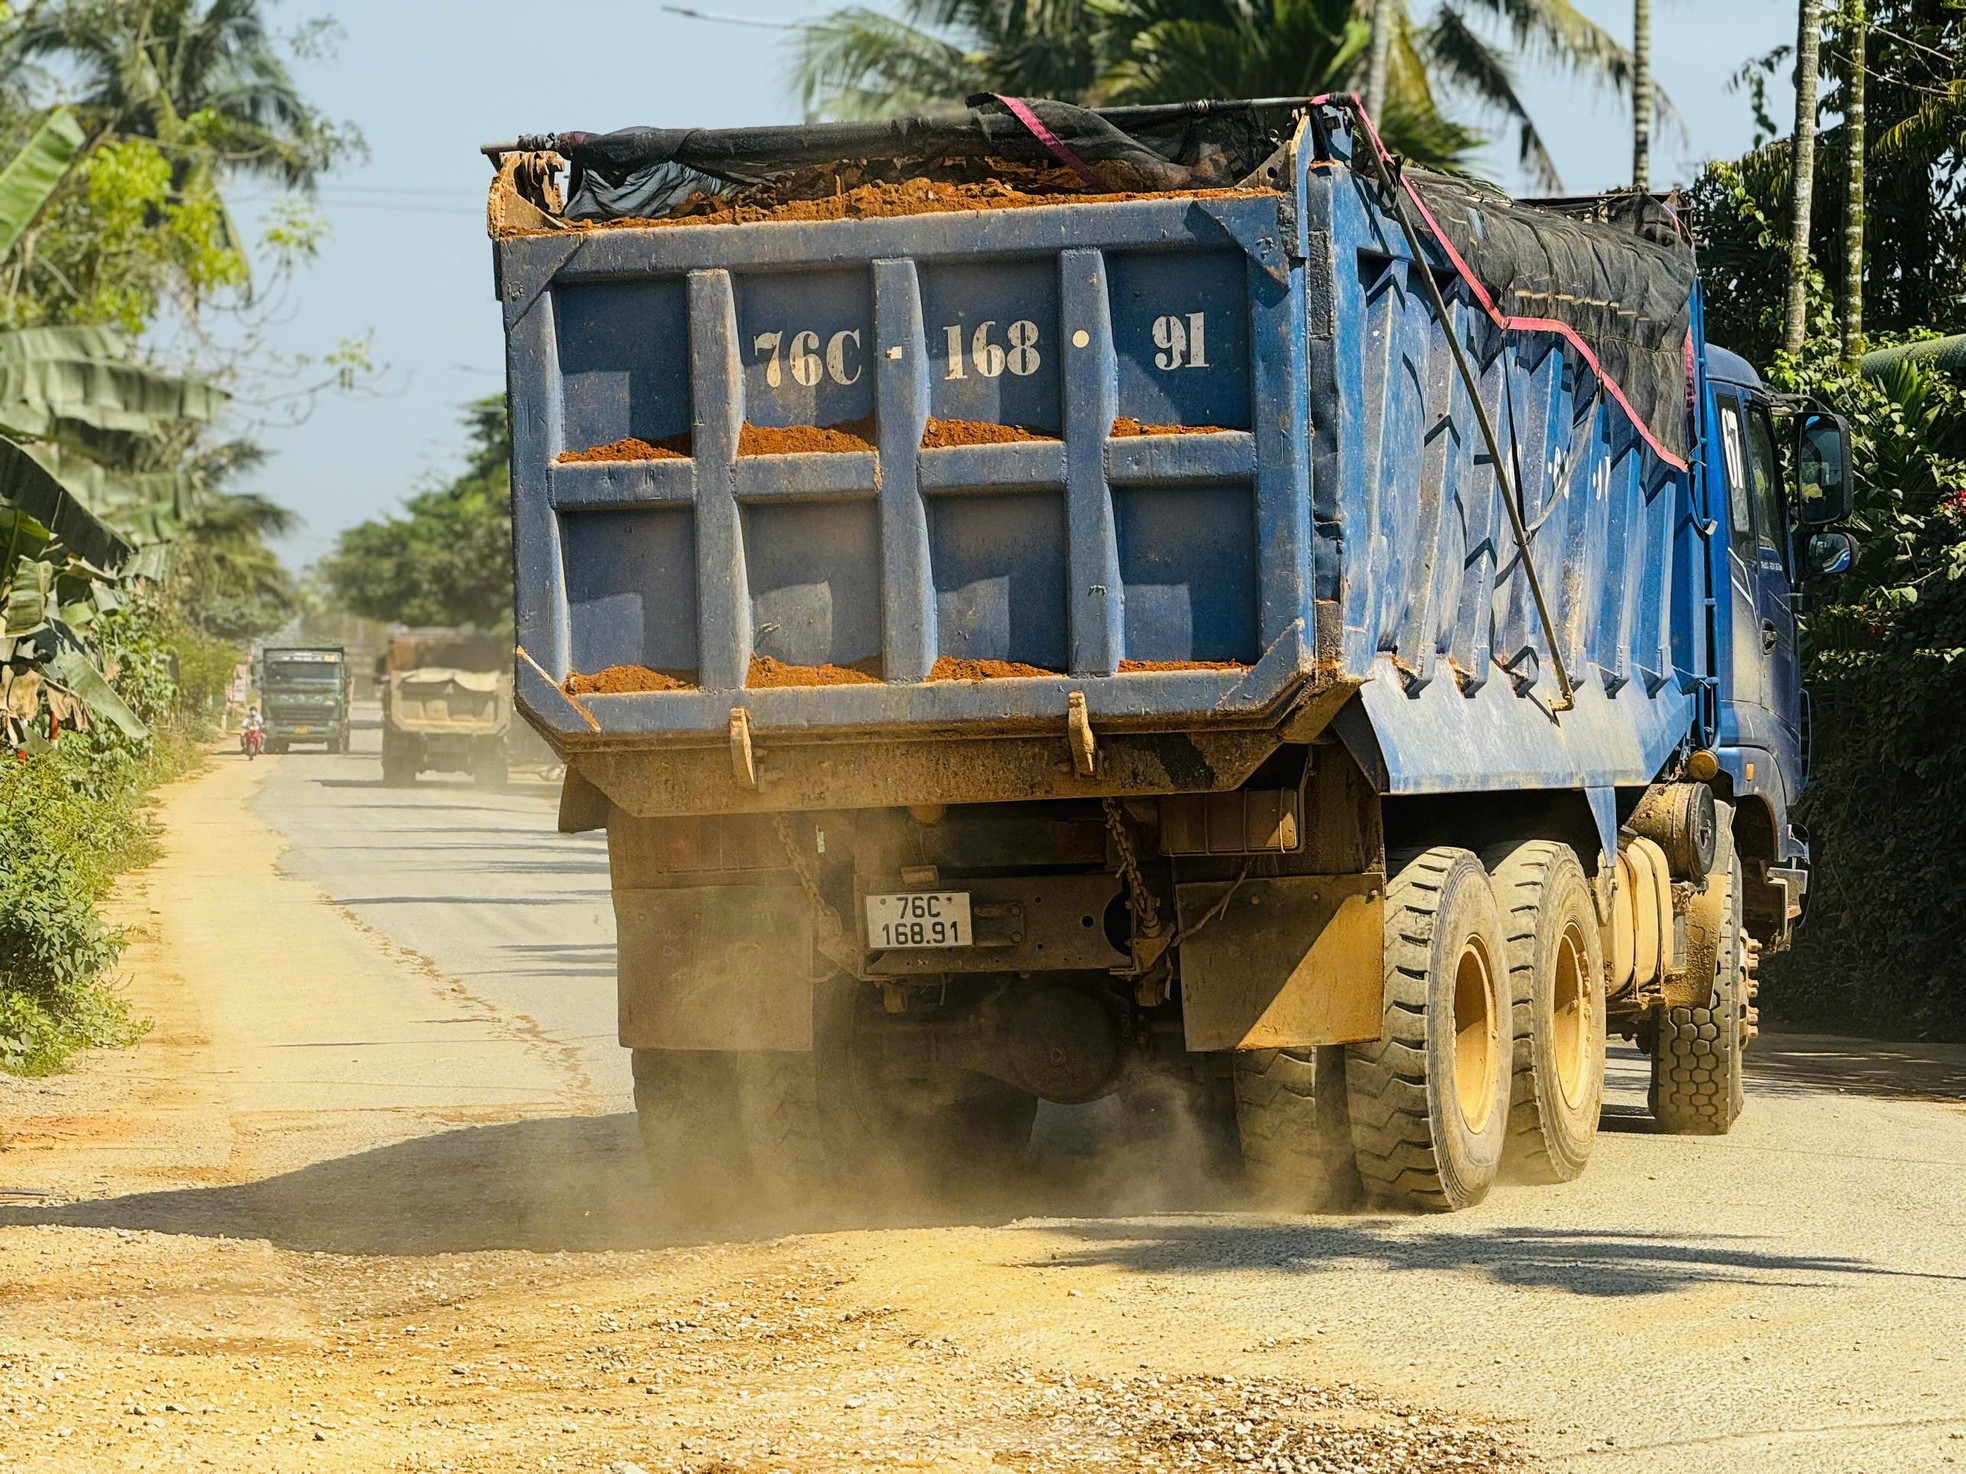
[1365,0,1396,117]
[1841,0,1867,363]
[1784,0,1823,355]
[1633,0,1653,191]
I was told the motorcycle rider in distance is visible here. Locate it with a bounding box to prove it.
[242,705,266,757]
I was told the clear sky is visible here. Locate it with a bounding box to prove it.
[232,0,1800,565]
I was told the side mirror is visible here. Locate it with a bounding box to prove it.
[1805,529,1856,579]
[1796,411,1853,525]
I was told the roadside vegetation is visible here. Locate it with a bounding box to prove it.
[319,397,513,631]
[0,0,357,1073]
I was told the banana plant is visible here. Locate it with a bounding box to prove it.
[0,433,143,746]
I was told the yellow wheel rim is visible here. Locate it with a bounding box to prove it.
[1453,934,1499,1132]
[1551,919,1593,1111]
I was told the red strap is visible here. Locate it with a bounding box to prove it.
[1315,93,1692,473]
[989,94,1113,192]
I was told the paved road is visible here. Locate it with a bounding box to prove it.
[249,702,624,1107]
[4,730,1964,1473]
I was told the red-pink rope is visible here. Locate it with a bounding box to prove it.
[987,95,1113,192]
[1313,93,1691,473]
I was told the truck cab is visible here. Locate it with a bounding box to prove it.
[256,647,350,753]
[1701,345,1854,950]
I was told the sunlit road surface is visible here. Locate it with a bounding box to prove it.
[1,719,1962,1473]
[249,700,622,1107]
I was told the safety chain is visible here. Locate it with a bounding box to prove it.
[1102,797,1165,939]
[773,811,852,961]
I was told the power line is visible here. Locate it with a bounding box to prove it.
[662,4,799,30]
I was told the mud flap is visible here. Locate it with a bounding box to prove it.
[1176,874,1385,1051]
[613,884,816,1051]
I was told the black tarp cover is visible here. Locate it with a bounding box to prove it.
[1404,171,1697,463]
[508,97,1695,465]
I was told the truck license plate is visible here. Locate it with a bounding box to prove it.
[865,892,972,949]
[293,726,310,734]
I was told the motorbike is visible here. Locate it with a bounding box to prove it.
[241,725,265,759]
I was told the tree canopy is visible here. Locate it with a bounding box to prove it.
[318,398,513,632]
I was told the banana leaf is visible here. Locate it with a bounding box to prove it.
[0,433,131,572]
[0,108,85,262]
[47,631,142,737]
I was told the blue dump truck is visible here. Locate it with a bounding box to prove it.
[487,97,1855,1212]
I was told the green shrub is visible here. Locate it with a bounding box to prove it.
[0,598,205,1073]
[1759,347,1966,1039]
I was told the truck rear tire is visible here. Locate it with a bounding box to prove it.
[473,743,509,790]
[1233,1047,1359,1210]
[1649,849,1747,1135]
[633,1053,825,1218]
[380,733,416,786]
[1486,841,1606,1183]
[1345,847,1511,1212]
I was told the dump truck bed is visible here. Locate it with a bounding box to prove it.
[494,102,1707,822]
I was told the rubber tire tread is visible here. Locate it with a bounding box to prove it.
[632,1046,837,1204]
[1345,847,1511,1213]
[1233,1047,1359,1210]
[1649,850,1746,1135]
[1484,841,1606,1184]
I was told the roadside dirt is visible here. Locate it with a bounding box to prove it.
[5,752,1966,1474]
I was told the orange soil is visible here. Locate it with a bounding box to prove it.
[1118,658,1249,672]
[576,173,1251,231]
[1110,418,1236,438]
[563,665,695,695]
[747,654,883,687]
[558,434,693,463]
[929,656,1061,681]
[740,418,877,455]
[920,418,1059,449]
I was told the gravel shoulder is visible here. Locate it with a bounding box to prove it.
[2,748,1964,1473]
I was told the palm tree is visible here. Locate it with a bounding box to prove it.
[1783,0,1823,355]
[792,0,1104,119]
[1632,0,1651,189]
[2,0,341,189]
[1840,0,1865,362]
[791,0,1658,190]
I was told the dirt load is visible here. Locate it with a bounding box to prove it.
[931,656,1060,680]
[575,164,1251,232]
[564,665,695,695]
[558,434,693,463]
[921,418,1059,448]
[739,419,877,455]
[748,654,883,687]
[1110,418,1236,437]
[1119,658,1249,672]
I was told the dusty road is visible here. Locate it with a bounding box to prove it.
[3,735,1965,1474]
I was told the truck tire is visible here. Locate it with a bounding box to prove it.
[1650,848,1747,1135]
[630,1045,843,1213]
[1233,1047,1359,1209]
[380,733,416,787]
[1345,847,1511,1212]
[473,743,509,790]
[1485,841,1606,1183]
[629,973,876,1214]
